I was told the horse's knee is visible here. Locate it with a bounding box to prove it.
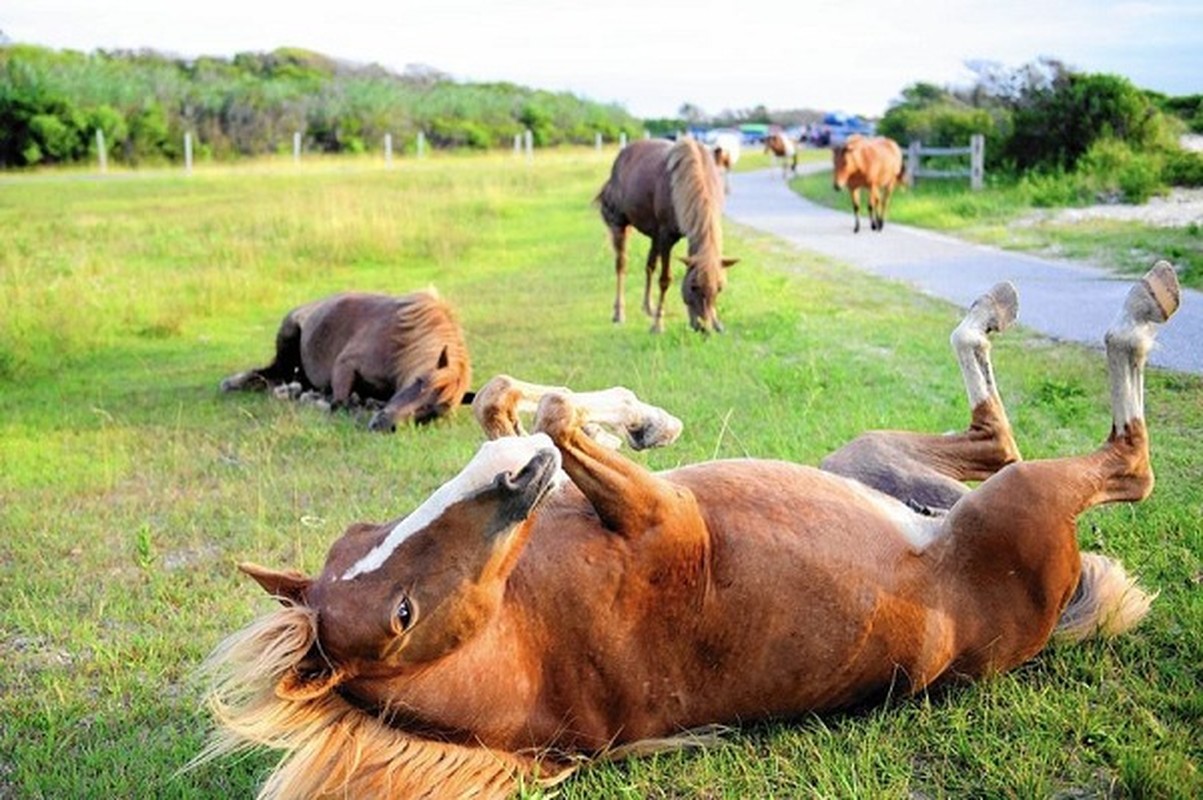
[472,375,525,439]
[534,393,584,443]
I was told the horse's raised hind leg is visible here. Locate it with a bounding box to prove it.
[820,281,1022,511]
[938,263,1179,667]
[534,392,701,546]
[473,375,682,450]
[611,225,630,323]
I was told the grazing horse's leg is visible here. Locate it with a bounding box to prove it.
[821,282,1022,511]
[534,392,701,542]
[939,263,1178,670]
[610,224,630,323]
[641,240,659,319]
[220,312,305,392]
[473,375,682,450]
[650,234,676,334]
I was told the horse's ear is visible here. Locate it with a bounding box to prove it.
[721,258,739,269]
[238,562,312,605]
[677,256,697,269]
[275,665,346,701]
[437,345,450,370]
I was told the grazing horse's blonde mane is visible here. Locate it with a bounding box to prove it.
[190,603,571,799]
[391,290,473,411]
[666,139,724,264]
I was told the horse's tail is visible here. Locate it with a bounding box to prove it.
[1053,552,1156,643]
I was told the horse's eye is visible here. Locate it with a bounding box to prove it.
[395,597,413,631]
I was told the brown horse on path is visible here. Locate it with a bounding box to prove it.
[764,130,798,178]
[220,290,471,432]
[196,264,1179,799]
[832,133,905,233]
[597,138,737,333]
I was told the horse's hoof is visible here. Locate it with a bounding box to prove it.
[367,411,397,433]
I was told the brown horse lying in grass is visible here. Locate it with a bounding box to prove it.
[197,264,1179,798]
[597,138,737,333]
[832,134,905,233]
[220,290,471,432]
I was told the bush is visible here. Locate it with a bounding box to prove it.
[1075,138,1167,203]
[1163,149,1203,187]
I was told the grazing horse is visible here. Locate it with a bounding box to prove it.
[764,130,798,178]
[832,134,905,233]
[710,130,741,194]
[597,138,737,333]
[220,290,471,432]
[197,264,1179,799]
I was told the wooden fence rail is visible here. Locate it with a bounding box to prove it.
[905,134,984,190]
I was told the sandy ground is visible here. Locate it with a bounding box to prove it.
[1028,135,1203,228]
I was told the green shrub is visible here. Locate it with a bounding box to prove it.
[1163,149,1203,187]
[1077,138,1166,204]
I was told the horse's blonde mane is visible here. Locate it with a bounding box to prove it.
[391,291,473,409]
[666,139,724,264]
[191,603,571,799]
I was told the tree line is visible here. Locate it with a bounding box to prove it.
[0,44,645,167]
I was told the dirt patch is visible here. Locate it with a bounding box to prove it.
[1033,188,1203,228]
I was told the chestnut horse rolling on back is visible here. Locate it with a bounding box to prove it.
[833,134,905,232]
[198,264,1180,799]
[597,138,737,333]
[220,290,471,432]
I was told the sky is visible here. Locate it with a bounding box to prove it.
[3,1,1200,119]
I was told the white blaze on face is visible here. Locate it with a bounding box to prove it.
[341,433,561,581]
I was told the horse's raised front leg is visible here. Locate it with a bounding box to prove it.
[821,281,1022,511]
[473,375,682,450]
[534,392,699,543]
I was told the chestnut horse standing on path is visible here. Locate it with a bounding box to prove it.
[198,264,1179,799]
[220,290,471,432]
[597,138,737,333]
[832,134,905,232]
[764,130,798,178]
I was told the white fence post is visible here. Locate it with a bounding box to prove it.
[417,131,426,159]
[293,131,301,163]
[184,132,193,175]
[619,132,628,149]
[906,140,920,188]
[384,133,393,167]
[595,132,602,151]
[970,134,984,191]
[513,133,522,156]
[643,130,650,140]
[524,128,533,163]
[96,129,107,174]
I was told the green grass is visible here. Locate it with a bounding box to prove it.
[791,169,1203,290]
[1,150,1200,798]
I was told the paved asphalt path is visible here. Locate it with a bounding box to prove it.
[725,166,1202,374]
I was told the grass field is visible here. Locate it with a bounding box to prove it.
[789,165,1203,291]
[1,149,1200,798]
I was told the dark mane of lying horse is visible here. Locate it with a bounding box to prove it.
[389,291,473,413]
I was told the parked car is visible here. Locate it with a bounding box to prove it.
[811,113,875,147]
